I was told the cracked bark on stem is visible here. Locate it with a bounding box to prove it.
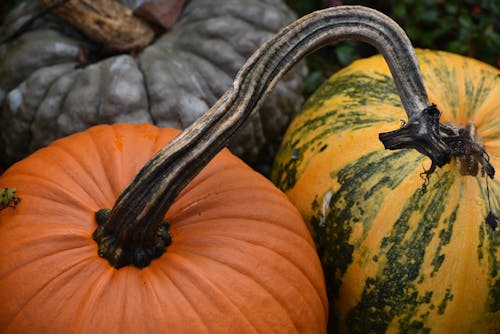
[94,5,451,268]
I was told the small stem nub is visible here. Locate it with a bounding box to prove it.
[93,209,172,269]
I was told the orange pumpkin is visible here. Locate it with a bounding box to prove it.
[0,123,327,333]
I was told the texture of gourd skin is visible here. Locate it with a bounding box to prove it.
[272,50,500,334]
[0,123,327,333]
[0,0,306,166]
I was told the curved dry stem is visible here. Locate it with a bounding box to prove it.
[94,6,450,268]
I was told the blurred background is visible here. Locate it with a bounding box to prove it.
[285,0,499,97]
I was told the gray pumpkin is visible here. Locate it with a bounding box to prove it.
[0,0,306,167]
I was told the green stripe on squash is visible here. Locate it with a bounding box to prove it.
[272,49,499,333]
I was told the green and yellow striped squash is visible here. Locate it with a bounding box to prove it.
[272,49,499,333]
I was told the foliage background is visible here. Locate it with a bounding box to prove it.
[285,0,499,96]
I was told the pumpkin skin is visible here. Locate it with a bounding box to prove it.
[272,50,499,333]
[0,123,327,333]
[0,0,306,166]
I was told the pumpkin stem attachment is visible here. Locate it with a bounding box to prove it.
[379,104,450,167]
[93,209,172,269]
[94,6,452,268]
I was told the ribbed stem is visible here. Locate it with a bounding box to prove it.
[93,5,451,268]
